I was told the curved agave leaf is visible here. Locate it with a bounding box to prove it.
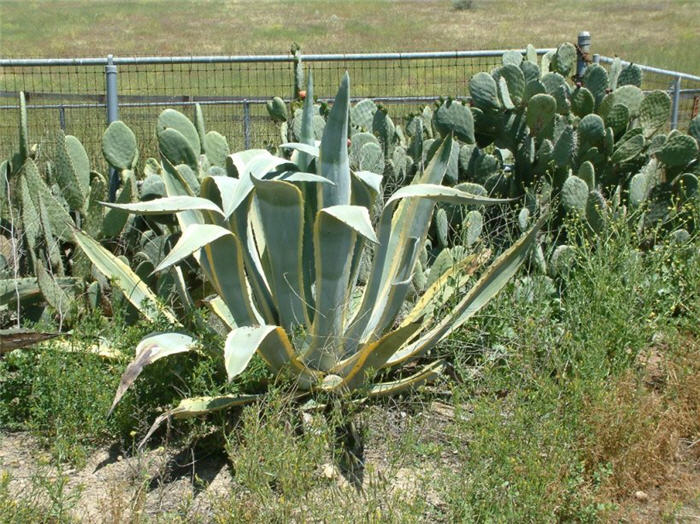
[228,193,277,324]
[0,329,60,355]
[251,177,307,330]
[103,170,137,237]
[401,250,489,326]
[250,325,321,388]
[387,214,545,367]
[201,176,239,217]
[303,205,377,370]
[278,171,334,185]
[204,295,235,329]
[102,195,224,217]
[226,149,275,179]
[109,332,196,415]
[156,223,261,326]
[354,180,513,350]
[352,170,383,196]
[73,230,178,324]
[327,321,423,392]
[297,71,316,172]
[139,393,261,450]
[153,224,232,272]
[345,137,455,352]
[367,360,446,398]
[280,142,319,158]
[318,72,351,209]
[224,325,278,381]
[161,158,203,229]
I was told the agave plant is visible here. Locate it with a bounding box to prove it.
[74,72,543,443]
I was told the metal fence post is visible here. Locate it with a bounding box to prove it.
[105,54,120,201]
[243,100,251,149]
[671,76,682,130]
[58,105,66,130]
[577,31,591,80]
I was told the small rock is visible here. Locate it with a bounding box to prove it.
[321,463,338,480]
[634,490,648,502]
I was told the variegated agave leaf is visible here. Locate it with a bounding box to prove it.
[73,73,543,438]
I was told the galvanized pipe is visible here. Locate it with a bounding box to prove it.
[671,76,682,130]
[0,48,556,67]
[577,31,591,80]
[105,55,120,202]
[597,56,700,82]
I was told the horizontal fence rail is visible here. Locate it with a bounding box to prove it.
[0,48,556,168]
[597,55,700,132]
[1,41,698,172]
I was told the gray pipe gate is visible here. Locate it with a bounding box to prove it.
[1,32,699,176]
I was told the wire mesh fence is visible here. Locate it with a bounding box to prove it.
[0,51,535,170]
[1,49,699,172]
[597,56,700,133]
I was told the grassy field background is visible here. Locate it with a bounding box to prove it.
[1,0,699,73]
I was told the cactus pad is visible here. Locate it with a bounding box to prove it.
[550,245,576,278]
[351,99,377,132]
[582,64,609,106]
[203,131,230,167]
[577,161,595,189]
[520,61,540,84]
[561,175,589,214]
[639,90,671,138]
[610,85,644,117]
[553,126,576,167]
[526,93,556,138]
[54,130,88,210]
[585,190,608,232]
[502,50,523,67]
[157,127,198,170]
[266,97,288,123]
[157,109,201,156]
[469,72,501,111]
[578,114,605,151]
[358,142,384,174]
[552,42,576,77]
[373,109,395,156]
[434,99,475,143]
[657,134,699,168]
[462,210,483,247]
[435,207,449,248]
[611,133,645,164]
[571,87,595,117]
[500,64,526,105]
[673,172,699,200]
[102,121,138,171]
[617,64,643,87]
[608,57,622,90]
[604,103,630,137]
[689,115,700,143]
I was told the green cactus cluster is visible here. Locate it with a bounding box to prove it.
[0,93,235,325]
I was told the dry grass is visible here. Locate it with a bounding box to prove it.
[1,0,698,73]
[582,335,700,520]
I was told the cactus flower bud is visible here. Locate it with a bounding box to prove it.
[298,90,307,100]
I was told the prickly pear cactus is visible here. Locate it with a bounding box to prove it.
[469,72,501,112]
[103,121,138,171]
[433,99,475,144]
[266,97,288,123]
[616,63,642,87]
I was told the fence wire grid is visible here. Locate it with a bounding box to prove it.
[1,48,699,173]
